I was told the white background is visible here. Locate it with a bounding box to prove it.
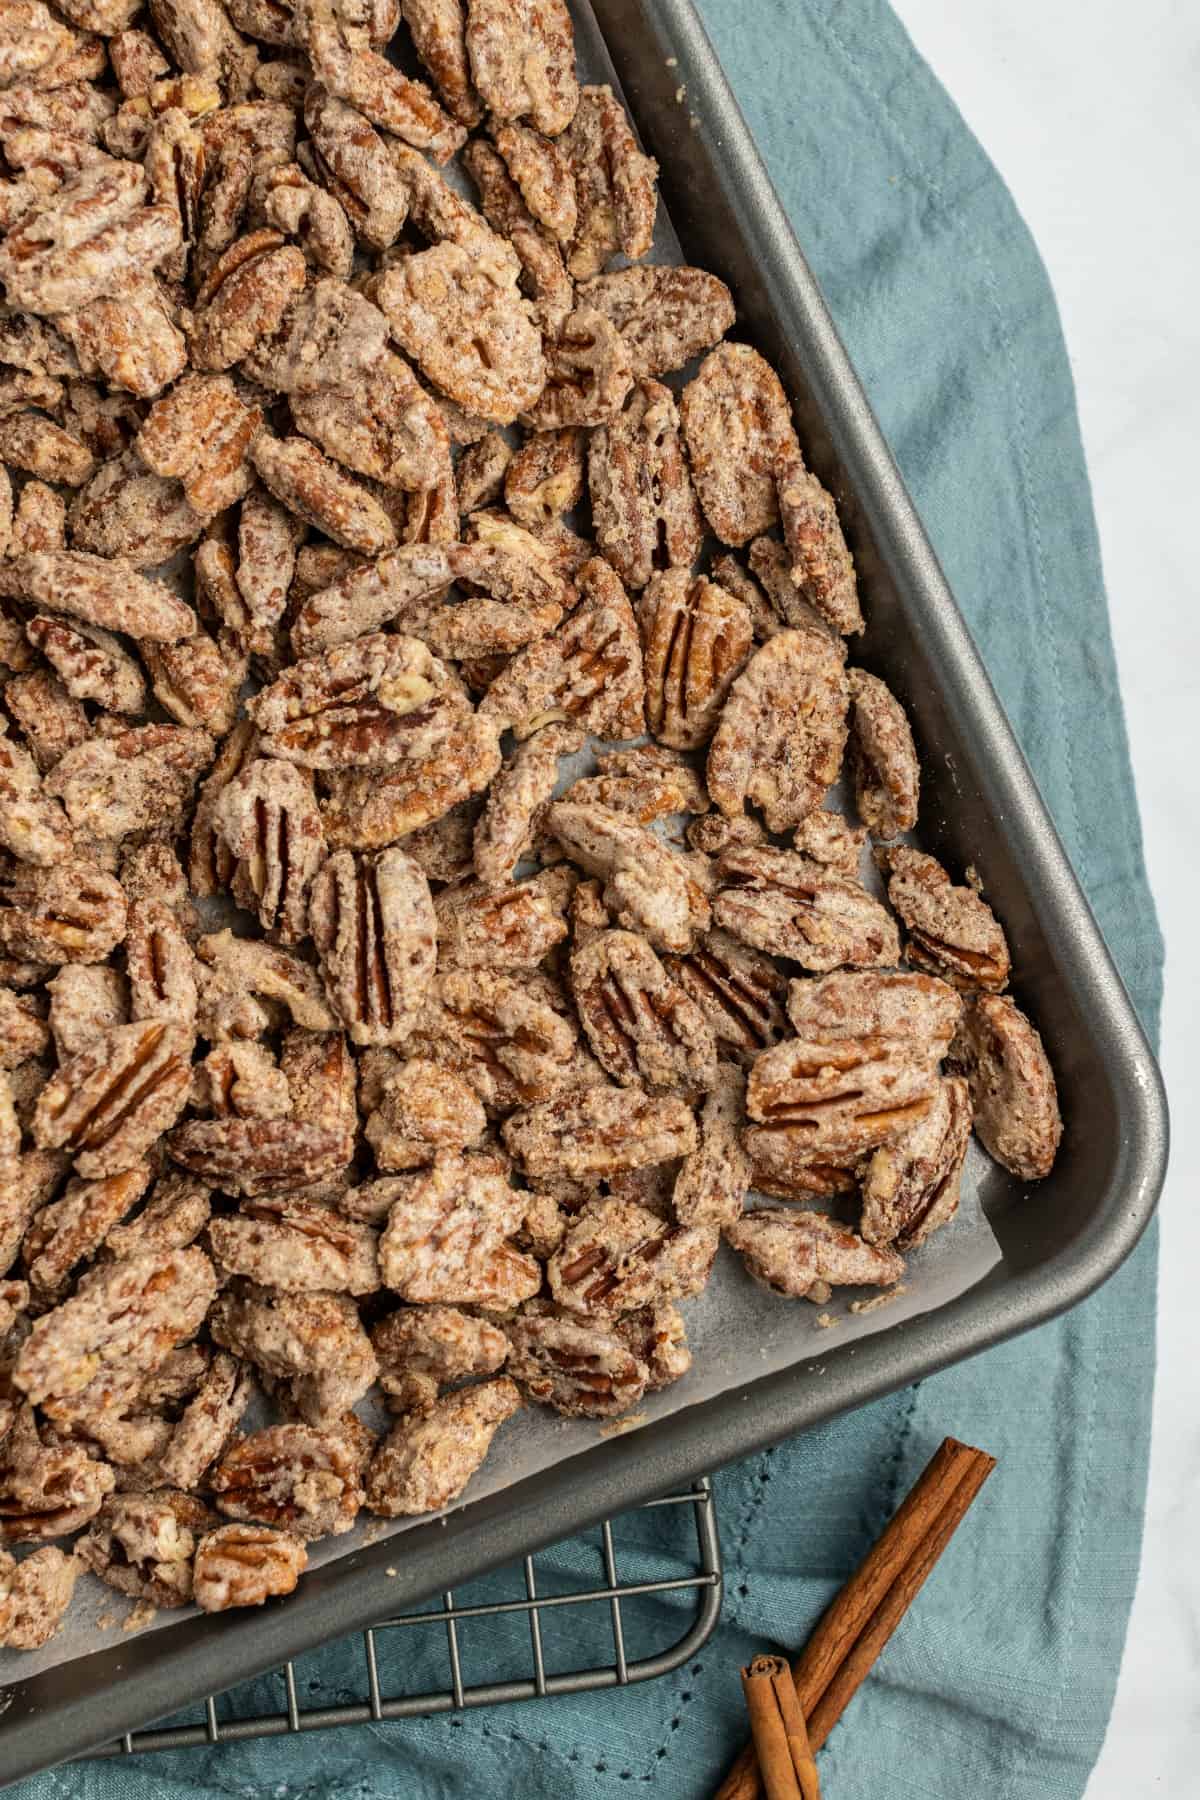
[889,3,1199,1791]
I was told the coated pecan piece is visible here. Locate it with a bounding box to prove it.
[489,118,575,240]
[0,721,73,867]
[503,1083,697,1181]
[0,989,49,1069]
[504,426,583,527]
[45,965,128,1067]
[859,1074,972,1251]
[320,710,501,849]
[309,845,436,1046]
[77,1488,213,1606]
[639,569,754,752]
[589,381,703,590]
[58,274,187,402]
[672,1067,751,1230]
[13,549,197,642]
[189,228,307,372]
[258,160,354,278]
[745,970,961,1162]
[713,845,899,973]
[3,670,86,774]
[461,135,572,334]
[409,967,578,1110]
[25,614,147,714]
[947,992,1061,1181]
[24,1163,152,1302]
[371,1302,506,1400]
[142,631,245,739]
[522,306,633,431]
[435,875,567,971]
[303,85,409,251]
[0,162,181,315]
[471,722,581,887]
[235,485,304,642]
[45,724,212,841]
[290,353,449,493]
[33,1021,192,1179]
[570,929,718,1093]
[707,627,849,832]
[0,1544,80,1648]
[125,899,197,1029]
[662,930,785,1069]
[67,448,206,568]
[844,669,919,838]
[250,430,397,555]
[378,1151,541,1306]
[242,276,389,396]
[168,1114,351,1197]
[464,0,577,135]
[547,803,710,953]
[364,1375,520,1517]
[879,846,1011,993]
[401,0,481,128]
[210,1285,376,1424]
[193,929,334,1041]
[566,745,709,824]
[364,1056,486,1171]
[0,857,126,965]
[105,1171,212,1260]
[249,631,459,770]
[298,0,465,159]
[136,372,261,517]
[506,1310,646,1418]
[564,84,655,278]
[212,1422,363,1538]
[455,430,513,514]
[13,1247,216,1411]
[680,343,797,547]
[210,1198,379,1294]
[577,264,735,380]
[725,1209,904,1302]
[193,1520,307,1611]
[0,412,93,486]
[214,757,324,942]
[548,1197,717,1318]
[0,1407,115,1541]
[774,439,862,636]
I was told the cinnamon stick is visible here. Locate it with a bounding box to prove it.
[715,1437,995,1800]
[740,1656,820,1800]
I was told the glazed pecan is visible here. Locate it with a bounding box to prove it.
[463,0,576,136]
[0,989,49,1069]
[0,721,74,867]
[319,710,501,849]
[303,85,408,250]
[13,549,197,642]
[672,1067,751,1230]
[110,29,171,99]
[193,929,337,1035]
[0,162,181,315]
[502,427,582,528]
[680,342,798,547]
[0,1406,115,1540]
[707,626,849,832]
[58,274,187,402]
[45,724,212,841]
[105,1171,212,1260]
[522,306,633,431]
[468,726,573,888]
[32,1020,191,1180]
[435,875,567,971]
[136,372,261,517]
[546,802,710,954]
[0,856,126,966]
[194,1040,290,1120]
[13,1247,216,1412]
[506,1309,645,1418]
[725,1209,904,1302]
[414,964,580,1109]
[250,430,397,555]
[235,484,304,641]
[24,1163,152,1302]
[744,970,962,1162]
[400,795,482,883]
[142,632,245,739]
[0,412,93,486]
[577,264,735,380]
[210,1284,376,1424]
[859,1074,972,1251]
[0,1543,79,1648]
[566,745,709,824]
[570,929,717,1093]
[45,964,127,1059]
[639,569,754,752]
[461,135,573,334]
[564,84,655,278]
[67,448,206,568]
[3,671,86,775]
[309,846,436,1046]
[248,631,459,769]
[377,1152,541,1306]
[298,0,465,159]
[548,1197,716,1318]
[125,899,197,1029]
[258,160,353,277]
[210,1197,379,1294]
[489,119,574,240]
[242,276,389,396]
[401,0,481,128]
[614,1301,690,1392]
[712,845,899,973]
[25,614,147,714]
[947,992,1061,1181]
[168,1113,351,1197]
[774,440,862,636]
[77,1487,212,1605]
[503,1084,697,1181]
[371,1302,506,1400]
[213,757,324,942]
[879,846,1011,993]
[455,430,513,515]
[212,1422,363,1538]
[290,354,448,494]
[189,228,307,371]
[364,1375,520,1517]
[588,381,703,590]
[192,1520,306,1610]
[376,242,545,426]
[188,717,260,897]
[792,809,867,880]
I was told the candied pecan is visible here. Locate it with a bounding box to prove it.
[297,0,464,160]
[290,355,448,495]
[726,1209,904,1302]
[45,724,212,841]
[377,243,545,427]
[210,1197,379,1294]
[567,745,709,824]
[790,810,866,881]
[308,846,435,1046]
[680,342,800,546]
[0,4,76,88]
[67,448,206,568]
[464,0,576,135]
[249,431,396,555]
[58,273,187,401]
[0,162,181,315]
[744,970,961,1162]
[192,1520,306,1610]
[547,802,709,953]
[125,898,198,1030]
[364,1375,517,1516]
[24,1163,152,1302]
[189,716,260,897]
[772,440,862,636]
[523,306,632,431]
[33,1020,193,1178]
[235,484,304,641]
[401,794,481,883]
[0,720,73,866]
[105,1171,212,1260]
[707,626,848,832]
[189,229,307,372]
[248,631,458,769]
[0,1150,74,1273]
[13,549,197,642]
[258,160,353,278]
[0,857,126,965]
[577,264,734,380]
[455,431,512,514]
[4,671,86,777]
[13,1246,216,1410]
[472,721,581,888]
[143,632,246,739]
[243,277,389,396]
[365,1057,486,1172]
[10,480,66,558]
[168,1110,350,1196]
[402,0,481,127]
[713,845,899,973]
[302,86,409,250]
[291,542,366,602]
[548,1196,716,1317]
[839,669,921,837]
[194,1040,290,1119]
[109,27,171,97]
[320,710,502,848]
[672,1067,751,1230]
[226,0,296,46]
[435,875,566,970]
[639,569,754,753]
[570,929,717,1094]
[490,119,575,241]
[46,963,128,1060]
[614,1301,690,1392]
[401,455,459,546]
[0,990,49,1070]
[859,1074,971,1251]
[0,412,93,487]
[213,757,324,943]
[77,1487,211,1605]
[879,845,1011,993]
[0,1543,79,1648]
[371,1303,506,1400]
[564,84,655,278]
[461,136,572,333]
[136,372,260,517]
[147,0,247,77]
[503,1083,697,1180]
[480,557,644,741]
[0,1406,115,1540]
[212,1422,362,1538]
[502,427,581,528]
[947,992,1061,1181]
[506,1309,645,1418]
[25,614,146,714]
[415,966,583,1111]
[210,1284,376,1423]
[377,1152,541,1306]
[0,79,116,142]
[587,381,702,591]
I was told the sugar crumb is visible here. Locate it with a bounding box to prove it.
[814,1312,838,1331]
[849,1285,908,1316]
[122,1600,157,1633]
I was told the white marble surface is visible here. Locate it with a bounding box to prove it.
[889,2,1198,1790]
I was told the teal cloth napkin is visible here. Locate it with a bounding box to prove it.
[19,1,1164,1795]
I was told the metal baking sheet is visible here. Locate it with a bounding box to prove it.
[0,0,1168,1778]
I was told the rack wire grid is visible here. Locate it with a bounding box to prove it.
[81,1477,723,1761]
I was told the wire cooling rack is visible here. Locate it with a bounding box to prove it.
[81,1479,722,1760]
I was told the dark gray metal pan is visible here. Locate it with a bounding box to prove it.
[0,0,1167,1780]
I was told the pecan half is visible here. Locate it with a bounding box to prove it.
[947,992,1061,1180]
[680,342,797,547]
[364,1375,520,1517]
[879,846,1011,993]
[259,159,354,277]
[0,412,93,487]
[59,274,187,402]
[774,439,862,636]
[13,549,196,642]
[408,967,578,1110]
[24,1163,151,1302]
[570,929,717,1093]
[136,371,261,516]
[168,1114,351,1197]
[125,898,197,1029]
[298,0,465,159]
[564,84,654,278]
[614,1301,690,1392]
[588,380,703,591]
[577,264,735,380]
[713,845,900,973]
[25,613,146,715]
[364,1056,486,1171]
[0,721,73,867]
[464,0,576,136]
[290,353,448,493]
[707,626,849,832]
[320,710,502,848]
[401,0,480,126]
[248,631,459,769]
[845,669,919,837]
[77,1488,212,1606]
[105,1171,212,1260]
[503,1084,698,1181]
[193,1520,307,1610]
[212,1422,362,1538]
[461,135,572,333]
[213,757,324,942]
[45,964,126,1060]
[250,429,397,555]
[546,802,710,953]
[435,875,567,971]
[0,1544,79,1647]
[67,448,206,568]
[639,569,754,752]
[210,1197,379,1294]
[506,1309,645,1418]
[548,1196,716,1317]
[672,1067,751,1230]
[503,426,582,528]
[44,724,212,842]
[371,1302,506,1399]
[210,1284,376,1424]
[0,1405,115,1540]
[242,276,389,395]
[0,162,181,315]
[859,1074,972,1251]
[725,1209,904,1302]
[0,857,126,965]
[308,845,436,1045]
[472,721,581,888]
[33,1021,193,1178]
[189,228,307,371]
[563,745,708,825]
[377,1152,541,1307]
[522,306,633,431]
